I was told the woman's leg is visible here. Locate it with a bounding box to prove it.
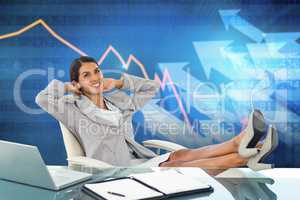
[160,153,248,175]
[169,132,245,162]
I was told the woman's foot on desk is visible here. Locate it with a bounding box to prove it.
[247,125,279,171]
[237,109,267,158]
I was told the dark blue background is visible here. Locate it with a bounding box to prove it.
[0,0,300,167]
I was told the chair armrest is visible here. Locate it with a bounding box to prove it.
[67,156,114,168]
[142,140,186,152]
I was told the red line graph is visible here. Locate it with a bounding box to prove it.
[97,45,149,79]
[155,69,192,130]
[0,19,192,130]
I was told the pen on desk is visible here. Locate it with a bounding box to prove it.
[174,168,183,174]
[107,191,126,197]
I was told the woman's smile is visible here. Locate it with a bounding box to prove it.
[91,82,101,88]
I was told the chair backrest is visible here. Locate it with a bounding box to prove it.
[58,121,85,157]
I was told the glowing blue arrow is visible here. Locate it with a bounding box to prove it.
[265,42,287,58]
[158,62,240,122]
[280,42,300,56]
[247,43,286,68]
[265,32,300,56]
[193,40,237,80]
[265,32,300,42]
[219,9,265,43]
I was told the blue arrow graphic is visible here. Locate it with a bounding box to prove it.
[158,62,240,123]
[219,9,265,43]
[265,32,300,56]
[193,40,237,80]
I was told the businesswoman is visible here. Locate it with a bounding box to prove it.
[36,56,266,172]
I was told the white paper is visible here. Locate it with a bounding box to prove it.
[84,178,163,200]
[131,170,210,195]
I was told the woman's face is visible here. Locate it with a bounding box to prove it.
[78,62,104,95]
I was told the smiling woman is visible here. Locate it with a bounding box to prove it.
[35,56,276,174]
[69,57,108,109]
[36,56,162,166]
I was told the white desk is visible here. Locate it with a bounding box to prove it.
[0,167,300,199]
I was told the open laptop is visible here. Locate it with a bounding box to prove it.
[0,140,92,190]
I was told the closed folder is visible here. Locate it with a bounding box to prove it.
[82,170,213,200]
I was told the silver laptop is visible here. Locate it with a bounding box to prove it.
[0,140,92,190]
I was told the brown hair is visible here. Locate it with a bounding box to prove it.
[69,56,99,82]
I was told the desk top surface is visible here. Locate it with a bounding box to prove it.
[1,167,300,200]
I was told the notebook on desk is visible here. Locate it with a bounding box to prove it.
[82,170,213,200]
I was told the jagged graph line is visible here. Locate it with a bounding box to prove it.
[97,45,149,79]
[0,19,193,131]
[0,19,88,56]
[155,69,192,131]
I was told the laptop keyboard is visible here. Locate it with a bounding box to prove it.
[49,169,79,185]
